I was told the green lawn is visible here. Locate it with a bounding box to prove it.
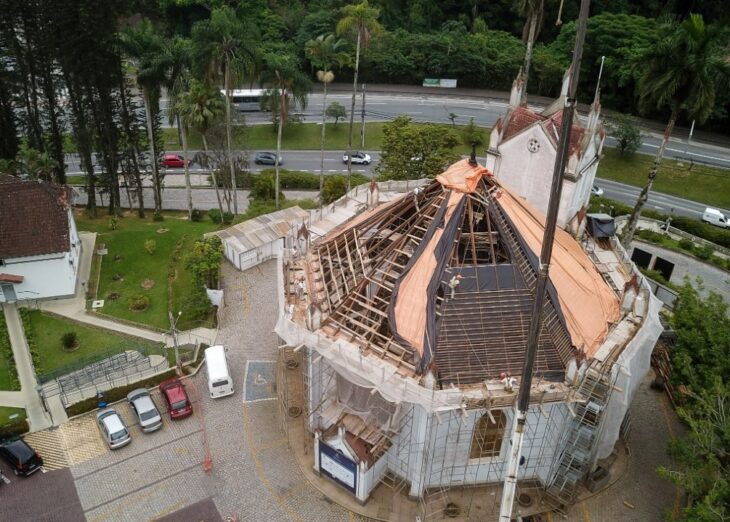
[0,407,26,425]
[0,313,20,391]
[75,209,226,331]
[162,121,488,156]
[24,310,164,377]
[597,148,730,209]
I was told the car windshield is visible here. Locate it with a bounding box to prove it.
[111,429,128,441]
[212,379,229,388]
[171,399,188,410]
[140,410,158,422]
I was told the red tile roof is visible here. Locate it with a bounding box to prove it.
[503,106,586,156]
[0,174,72,259]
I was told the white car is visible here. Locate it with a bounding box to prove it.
[591,185,604,197]
[96,409,131,449]
[343,151,371,165]
[127,388,163,433]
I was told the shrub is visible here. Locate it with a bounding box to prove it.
[152,211,164,222]
[144,239,156,255]
[128,294,150,311]
[695,245,714,260]
[208,209,222,224]
[190,208,203,222]
[606,114,642,154]
[61,331,78,349]
[222,211,234,225]
[321,175,348,204]
[678,238,695,251]
[635,229,666,243]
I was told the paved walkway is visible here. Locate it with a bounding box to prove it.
[1,302,51,431]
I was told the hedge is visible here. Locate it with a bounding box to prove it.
[0,419,30,439]
[209,169,370,192]
[65,368,177,417]
[0,314,20,391]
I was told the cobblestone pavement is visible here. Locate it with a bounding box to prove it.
[566,375,683,522]
[35,257,679,522]
[69,390,210,522]
[203,260,370,521]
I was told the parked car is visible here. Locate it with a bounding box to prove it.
[0,439,43,476]
[159,378,193,420]
[254,152,283,165]
[127,388,163,433]
[159,153,190,168]
[96,409,131,450]
[591,185,604,197]
[342,151,371,165]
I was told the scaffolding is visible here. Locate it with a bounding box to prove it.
[273,165,655,520]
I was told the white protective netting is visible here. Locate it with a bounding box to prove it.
[594,285,663,459]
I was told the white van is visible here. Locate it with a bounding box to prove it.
[701,207,730,228]
[204,345,234,398]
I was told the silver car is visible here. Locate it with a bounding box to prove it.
[96,409,131,449]
[127,389,163,433]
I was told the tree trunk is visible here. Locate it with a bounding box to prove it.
[118,78,145,218]
[346,30,361,191]
[203,134,224,218]
[319,79,328,206]
[181,121,193,220]
[143,89,162,215]
[621,111,677,248]
[224,58,238,214]
[275,86,284,209]
[520,12,538,104]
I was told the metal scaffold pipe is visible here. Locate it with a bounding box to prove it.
[498,0,592,519]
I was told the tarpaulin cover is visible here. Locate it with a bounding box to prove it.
[436,159,491,193]
[498,189,620,357]
[586,213,616,239]
[390,191,465,367]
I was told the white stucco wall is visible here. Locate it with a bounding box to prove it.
[494,124,603,229]
[0,209,80,303]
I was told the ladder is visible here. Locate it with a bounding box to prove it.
[543,363,614,512]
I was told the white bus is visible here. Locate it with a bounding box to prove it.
[222,88,264,112]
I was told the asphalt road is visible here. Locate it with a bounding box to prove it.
[157,91,730,169]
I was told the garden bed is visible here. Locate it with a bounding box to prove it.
[75,209,225,330]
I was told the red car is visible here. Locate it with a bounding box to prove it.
[159,378,193,419]
[159,154,190,168]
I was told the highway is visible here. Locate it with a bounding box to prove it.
[68,88,730,217]
[71,148,721,219]
[158,91,730,169]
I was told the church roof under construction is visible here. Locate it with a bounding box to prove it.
[305,160,620,387]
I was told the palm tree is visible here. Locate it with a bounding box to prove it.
[192,6,257,215]
[336,1,382,190]
[260,52,311,209]
[517,0,544,103]
[622,14,730,247]
[119,19,171,217]
[174,80,227,219]
[305,34,350,204]
[165,37,192,146]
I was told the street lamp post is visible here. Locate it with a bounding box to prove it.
[168,310,183,375]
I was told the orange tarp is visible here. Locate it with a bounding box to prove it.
[498,187,620,357]
[436,159,491,193]
[392,191,464,357]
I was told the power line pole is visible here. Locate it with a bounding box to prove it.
[498,0,591,519]
[168,310,183,376]
[360,83,366,149]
